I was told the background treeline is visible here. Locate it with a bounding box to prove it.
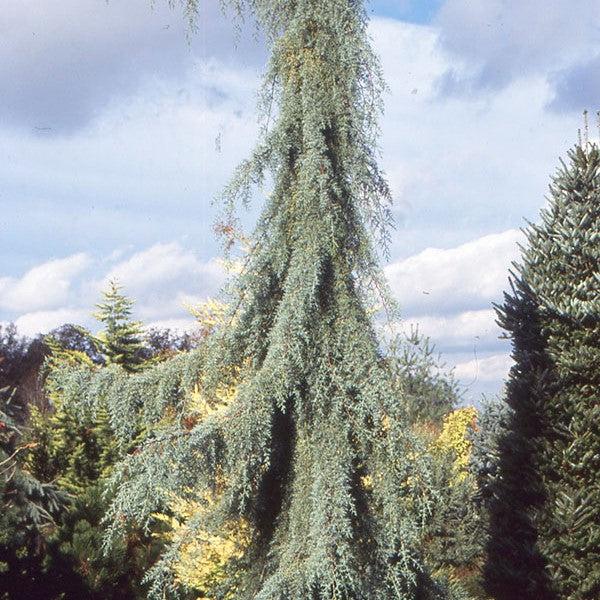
[1,281,505,599]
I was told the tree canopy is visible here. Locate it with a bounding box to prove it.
[53,1,457,598]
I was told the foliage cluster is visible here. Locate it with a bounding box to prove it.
[432,408,478,484]
[0,283,197,599]
[0,385,69,598]
[485,142,600,600]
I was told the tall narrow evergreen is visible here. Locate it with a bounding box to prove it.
[485,141,600,600]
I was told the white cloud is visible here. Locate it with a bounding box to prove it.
[386,229,522,314]
[0,0,265,132]
[368,17,579,262]
[100,242,225,321]
[404,308,501,352]
[0,254,90,313]
[0,243,226,335]
[454,352,512,384]
[1,56,261,273]
[103,242,223,294]
[13,308,90,337]
[383,225,523,398]
[435,0,600,95]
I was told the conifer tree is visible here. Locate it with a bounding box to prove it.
[94,280,145,372]
[392,328,460,426]
[26,335,115,493]
[55,1,458,598]
[0,386,68,598]
[485,139,600,600]
[25,322,163,599]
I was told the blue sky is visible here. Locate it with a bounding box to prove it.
[371,0,444,23]
[1,0,599,403]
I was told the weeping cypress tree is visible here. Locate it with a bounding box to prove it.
[54,1,454,598]
[485,139,600,600]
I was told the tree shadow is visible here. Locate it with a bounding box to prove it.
[484,278,558,600]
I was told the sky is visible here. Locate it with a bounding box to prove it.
[1,0,599,404]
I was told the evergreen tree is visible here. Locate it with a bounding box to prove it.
[391,328,460,426]
[386,331,483,596]
[418,408,485,599]
[468,400,510,511]
[26,337,115,494]
[40,483,167,600]
[24,326,159,599]
[485,140,600,600]
[94,280,145,372]
[0,386,69,599]
[55,1,456,598]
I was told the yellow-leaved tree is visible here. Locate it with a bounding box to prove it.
[432,406,478,484]
[424,406,486,598]
[154,298,252,599]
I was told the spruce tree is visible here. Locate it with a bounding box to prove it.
[54,1,457,598]
[485,140,600,600]
[94,280,145,372]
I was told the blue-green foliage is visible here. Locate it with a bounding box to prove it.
[18,286,179,599]
[52,1,465,598]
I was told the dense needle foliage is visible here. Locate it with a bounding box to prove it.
[53,1,457,598]
[0,386,69,598]
[485,141,600,600]
[17,286,169,599]
[94,281,146,373]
